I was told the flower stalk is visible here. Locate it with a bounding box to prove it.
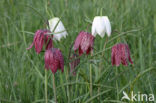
[90,52,93,98]
[66,68,71,103]
[52,74,57,103]
[116,67,119,100]
[45,69,48,103]
[89,63,93,97]
[98,37,108,99]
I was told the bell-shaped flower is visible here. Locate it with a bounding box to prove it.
[92,16,111,38]
[69,53,80,75]
[44,48,64,74]
[74,31,95,55]
[111,43,133,66]
[27,30,53,54]
[48,17,68,41]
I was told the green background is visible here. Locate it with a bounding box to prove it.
[0,0,156,102]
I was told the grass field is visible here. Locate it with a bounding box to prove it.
[0,0,156,103]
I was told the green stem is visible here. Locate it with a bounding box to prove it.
[45,0,51,18]
[90,52,93,98]
[45,69,48,103]
[102,37,108,57]
[98,37,108,100]
[65,0,68,8]
[52,74,57,103]
[116,67,119,100]
[100,8,103,16]
[90,63,93,98]
[66,69,70,103]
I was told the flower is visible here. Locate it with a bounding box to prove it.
[48,17,68,41]
[92,16,111,38]
[69,54,80,75]
[44,48,64,74]
[27,30,53,54]
[111,43,133,66]
[73,31,95,55]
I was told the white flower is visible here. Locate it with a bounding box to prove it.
[48,17,68,41]
[92,16,111,38]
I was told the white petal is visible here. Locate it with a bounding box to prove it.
[92,16,106,38]
[53,34,61,41]
[91,18,97,37]
[96,17,106,38]
[48,17,68,41]
[103,16,111,37]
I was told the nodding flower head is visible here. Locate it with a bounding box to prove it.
[111,43,133,66]
[27,30,53,54]
[92,16,111,38]
[69,53,80,75]
[48,17,68,41]
[44,48,64,74]
[73,31,95,56]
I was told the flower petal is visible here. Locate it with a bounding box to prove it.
[73,31,83,51]
[103,16,111,37]
[111,43,133,66]
[49,17,68,41]
[92,16,106,38]
[91,19,97,37]
[44,48,64,74]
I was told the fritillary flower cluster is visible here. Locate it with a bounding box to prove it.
[27,18,66,74]
[27,16,133,74]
